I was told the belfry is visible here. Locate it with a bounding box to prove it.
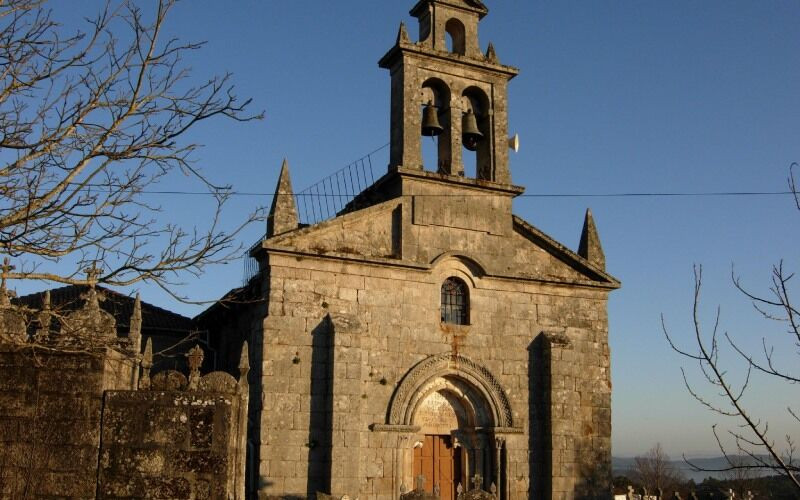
[379,0,517,183]
[209,1,621,498]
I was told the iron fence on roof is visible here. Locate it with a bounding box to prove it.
[293,149,379,226]
[242,144,387,285]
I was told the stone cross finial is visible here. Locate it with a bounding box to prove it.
[1,257,13,282]
[34,290,52,339]
[79,264,105,311]
[0,256,25,343]
[187,344,204,390]
[415,475,425,491]
[84,264,102,288]
[0,257,14,306]
[471,474,483,490]
[139,337,153,390]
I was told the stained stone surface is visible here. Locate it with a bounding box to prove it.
[98,389,247,500]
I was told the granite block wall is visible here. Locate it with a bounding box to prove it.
[257,250,612,500]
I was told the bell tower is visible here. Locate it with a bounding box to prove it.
[379,0,519,184]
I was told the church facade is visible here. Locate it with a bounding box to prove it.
[249,1,620,499]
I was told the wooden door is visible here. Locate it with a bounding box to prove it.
[413,435,462,500]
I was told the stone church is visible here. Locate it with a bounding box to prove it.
[234,0,621,498]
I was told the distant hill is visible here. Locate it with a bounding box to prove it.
[613,455,771,484]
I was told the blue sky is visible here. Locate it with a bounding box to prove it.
[23,1,800,458]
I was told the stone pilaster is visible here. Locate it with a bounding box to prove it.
[328,312,364,497]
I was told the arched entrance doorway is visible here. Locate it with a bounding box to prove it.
[411,381,475,499]
[388,354,514,500]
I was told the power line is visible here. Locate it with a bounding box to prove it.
[60,189,794,198]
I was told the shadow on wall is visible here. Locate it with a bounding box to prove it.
[528,334,547,499]
[307,316,334,496]
[256,316,335,498]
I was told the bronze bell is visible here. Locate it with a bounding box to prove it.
[462,109,483,151]
[421,101,444,137]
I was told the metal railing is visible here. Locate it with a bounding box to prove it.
[242,144,388,285]
[294,146,384,225]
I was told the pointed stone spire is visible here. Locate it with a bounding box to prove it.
[397,22,410,45]
[139,337,153,390]
[238,341,250,391]
[578,208,606,270]
[485,42,498,63]
[129,293,142,354]
[266,159,299,237]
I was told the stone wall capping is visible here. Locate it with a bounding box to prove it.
[392,167,525,195]
[379,40,520,77]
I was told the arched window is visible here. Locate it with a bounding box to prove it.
[441,277,469,325]
[445,19,466,55]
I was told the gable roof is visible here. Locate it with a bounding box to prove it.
[512,216,620,288]
[14,285,194,337]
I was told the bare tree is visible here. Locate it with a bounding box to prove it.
[663,163,800,492]
[0,0,263,301]
[629,443,685,494]
[724,455,757,498]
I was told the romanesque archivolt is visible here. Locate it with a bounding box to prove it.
[387,352,514,428]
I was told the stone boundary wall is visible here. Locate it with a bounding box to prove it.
[0,346,136,498]
[98,388,248,499]
[0,339,250,499]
